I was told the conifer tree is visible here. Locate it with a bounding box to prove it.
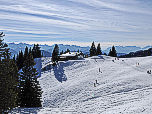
[0,32,7,60]
[112,45,117,57]
[13,54,16,64]
[90,41,97,56]
[32,44,41,59]
[60,50,64,55]
[24,46,28,60]
[0,32,19,113]
[36,44,41,58]
[16,50,24,70]
[67,49,70,53]
[96,43,102,55]
[32,44,36,59]
[108,45,117,57]
[52,44,59,63]
[108,49,112,56]
[17,49,42,107]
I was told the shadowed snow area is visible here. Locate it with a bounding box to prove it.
[10,56,152,113]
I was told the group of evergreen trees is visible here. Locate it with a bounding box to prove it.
[108,45,117,57]
[0,32,19,113]
[89,41,117,57]
[13,44,42,70]
[0,32,42,113]
[89,41,102,56]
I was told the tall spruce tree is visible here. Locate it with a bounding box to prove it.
[90,41,97,56]
[36,44,41,58]
[32,44,41,59]
[17,49,42,107]
[0,32,19,113]
[16,50,24,70]
[112,45,117,57]
[52,44,59,63]
[108,45,117,57]
[24,46,28,60]
[0,32,7,60]
[96,43,102,55]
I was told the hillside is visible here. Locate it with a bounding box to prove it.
[10,56,152,114]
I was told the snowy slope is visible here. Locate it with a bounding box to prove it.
[10,56,152,114]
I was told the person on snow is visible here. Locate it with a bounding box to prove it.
[94,83,96,87]
[96,80,97,84]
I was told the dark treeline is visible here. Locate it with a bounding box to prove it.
[0,32,43,114]
[119,48,152,58]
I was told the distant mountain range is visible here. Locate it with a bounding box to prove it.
[7,42,152,57]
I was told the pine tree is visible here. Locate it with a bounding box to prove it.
[32,44,36,59]
[0,32,8,60]
[67,49,70,53]
[108,46,117,57]
[112,45,117,57]
[108,49,112,56]
[24,46,28,60]
[89,41,97,56]
[16,50,24,70]
[0,32,19,113]
[60,50,64,55]
[52,44,59,63]
[13,54,16,64]
[32,44,41,59]
[17,49,42,107]
[96,43,102,55]
[36,44,41,58]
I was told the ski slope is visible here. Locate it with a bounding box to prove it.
[10,56,152,114]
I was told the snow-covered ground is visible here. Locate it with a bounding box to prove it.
[10,56,152,114]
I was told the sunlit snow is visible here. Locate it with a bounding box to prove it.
[10,55,152,114]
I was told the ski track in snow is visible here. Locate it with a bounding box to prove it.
[10,56,152,114]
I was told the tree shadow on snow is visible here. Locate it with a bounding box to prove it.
[53,63,67,83]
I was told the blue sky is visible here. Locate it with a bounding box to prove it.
[1,0,152,49]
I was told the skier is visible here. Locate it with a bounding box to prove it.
[99,68,100,72]
[94,83,96,87]
[147,70,150,74]
[96,80,97,84]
